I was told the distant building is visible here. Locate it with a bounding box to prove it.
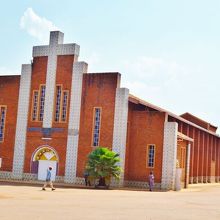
[0,31,219,190]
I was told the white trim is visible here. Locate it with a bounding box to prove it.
[112,88,129,186]
[64,62,88,183]
[32,46,49,57]
[124,180,161,189]
[161,122,178,190]
[12,64,32,179]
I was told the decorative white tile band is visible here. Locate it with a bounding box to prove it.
[0,171,63,183]
[23,173,37,181]
[33,44,80,57]
[64,62,88,183]
[0,171,12,180]
[161,122,178,190]
[32,31,80,128]
[12,64,32,179]
[75,177,85,185]
[55,176,64,183]
[112,88,129,186]
[197,176,210,183]
[124,180,161,189]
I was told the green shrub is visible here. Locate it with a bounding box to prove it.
[85,147,122,186]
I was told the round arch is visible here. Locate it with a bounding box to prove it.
[31,145,59,162]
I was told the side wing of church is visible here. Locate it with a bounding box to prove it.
[0,31,219,190]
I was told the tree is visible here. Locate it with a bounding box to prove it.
[85,147,122,187]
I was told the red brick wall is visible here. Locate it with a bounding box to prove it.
[52,55,74,128]
[209,125,217,133]
[170,116,220,182]
[125,103,165,183]
[24,136,68,175]
[76,73,120,177]
[0,76,20,171]
[124,103,132,181]
[27,57,47,128]
[181,113,209,130]
[2,55,219,184]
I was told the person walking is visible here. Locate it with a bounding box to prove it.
[148,171,154,191]
[42,166,56,191]
[84,169,91,186]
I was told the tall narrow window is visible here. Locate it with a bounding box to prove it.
[32,91,39,121]
[92,108,101,147]
[55,86,62,122]
[39,85,46,121]
[0,106,6,142]
[147,145,155,168]
[61,91,68,122]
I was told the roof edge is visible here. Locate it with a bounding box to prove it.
[180,112,218,129]
[129,94,219,138]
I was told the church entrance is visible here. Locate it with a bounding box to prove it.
[38,160,57,181]
[177,140,187,183]
[31,146,59,181]
[176,132,193,188]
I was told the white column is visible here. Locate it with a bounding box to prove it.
[161,122,178,190]
[12,64,32,179]
[112,88,129,186]
[64,62,88,183]
[43,31,64,128]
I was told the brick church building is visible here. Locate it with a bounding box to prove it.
[0,31,219,190]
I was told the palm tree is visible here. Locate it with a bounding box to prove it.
[85,147,122,187]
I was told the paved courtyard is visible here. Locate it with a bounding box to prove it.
[0,183,220,220]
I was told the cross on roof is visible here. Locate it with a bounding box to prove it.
[31,31,81,128]
[32,31,80,57]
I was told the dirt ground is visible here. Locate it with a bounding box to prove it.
[0,183,220,220]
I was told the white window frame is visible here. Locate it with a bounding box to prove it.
[147,144,156,168]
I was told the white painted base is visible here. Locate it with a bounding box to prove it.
[124,180,161,189]
[175,168,182,191]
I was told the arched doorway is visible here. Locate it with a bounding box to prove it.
[31,146,59,181]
